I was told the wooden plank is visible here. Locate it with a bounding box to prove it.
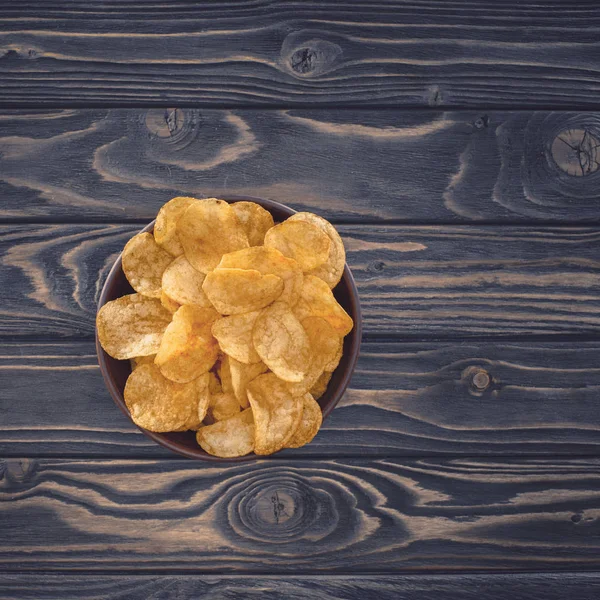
[3,340,600,458]
[3,572,600,599]
[2,109,600,222]
[1,2,600,107]
[1,457,600,571]
[2,223,600,338]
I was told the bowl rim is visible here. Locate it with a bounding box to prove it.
[95,196,363,461]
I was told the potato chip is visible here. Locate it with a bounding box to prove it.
[202,268,283,314]
[154,196,197,256]
[208,371,222,395]
[324,340,343,372]
[285,393,322,448]
[286,316,341,396]
[310,370,332,400]
[130,354,156,371]
[211,311,262,364]
[160,291,180,314]
[197,408,254,458]
[293,275,353,336]
[218,246,303,306]
[181,372,211,430]
[218,354,234,394]
[252,302,311,382]
[264,220,331,272]
[229,357,268,409]
[208,391,241,422]
[288,212,346,288]
[162,255,213,308]
[155,305,220,383]
[122,232,173,298]
[232,201,274,246]
[178,199,249,273]
[247,373,304,455]
[124,363,199,432]
[97,293,172,360]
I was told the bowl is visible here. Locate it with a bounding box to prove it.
[96,196,362,460]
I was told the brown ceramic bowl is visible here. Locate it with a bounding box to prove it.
[96,196,362,461]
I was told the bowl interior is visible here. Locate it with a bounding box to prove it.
[96,196,362,460]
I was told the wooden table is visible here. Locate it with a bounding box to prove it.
[2,2,600,598]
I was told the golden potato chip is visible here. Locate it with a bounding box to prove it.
[264,220,331,272]
[155,305,220,383]
[293,275,353,336]
[181,372,211,430]
[247,373,304,455]
[252,302,311,382]
[160,291,180,314]
[124,363,199,432]
[218,246,303,306]
[97,293,172,360]
[286,316,341,396]
[218,354,234,394]
[285,393,322,448]
[154,196,197,256]
[209,391,241,422]
[208,371,222,395]
[129,354,156,371]
[310,370,332,400]
[202,268,283,314]
[197,408,254,458]
[288,212,346,288]
[324,340,343,372]
[122,232,173,298]
[211,311,262,364]
[161,255,213,308]
[229,357,268,409]
[232,201,274,246]
[178,198,249,273]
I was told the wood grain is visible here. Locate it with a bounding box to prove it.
[3,572,600,599]
[3,340,600,458]
[3,223,600,338]
[1,2,600,107]
[2,457,600,571]
[3,109,600,222]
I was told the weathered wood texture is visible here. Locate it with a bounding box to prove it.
[2,109,600,222]
[1,2,600,107]
[1,457,600,571]
[4,572,600,600]
[3,340,600,458]
[3,223,600,338]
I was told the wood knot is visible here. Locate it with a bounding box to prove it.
[290,48,318,74]
[2,47,39,60]
[551,129,600,176]
[2,459,35,484]
[462,366,492,395]
[145,108,186,138]
[281,33,342,78]
[473,115,489,130]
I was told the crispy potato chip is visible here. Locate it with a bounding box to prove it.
[122,232,173,298]
[202,268,283,314]
[232,201,274,246]
[285,393,322,448]
[247,373,304,455]
[162,255,213,308]
[197,408,254,458]
[264,220,331,272]
[218,354,234,394]
[209,391,241,422]
[97,293,172,360]
[124,363,199,432]
[129,354,156,371]
[178,199,249,273]
[310,370,332,400]
[288,212,346,288]
[218,246,303,306]
[154,196,197,256]
[293,275,353,336]
[208,371,222,395]
[252,302,311,382]
[160,291,180,314]
[286,316,341,396]
[180,372,211,430]
[229,357,268,409]
[211,311,262,364]
[324,340,343,372]
[155,305,220,383]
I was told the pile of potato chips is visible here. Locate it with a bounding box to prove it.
[97,198,354,457]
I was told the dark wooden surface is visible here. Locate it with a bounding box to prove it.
[2,2,600,597]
